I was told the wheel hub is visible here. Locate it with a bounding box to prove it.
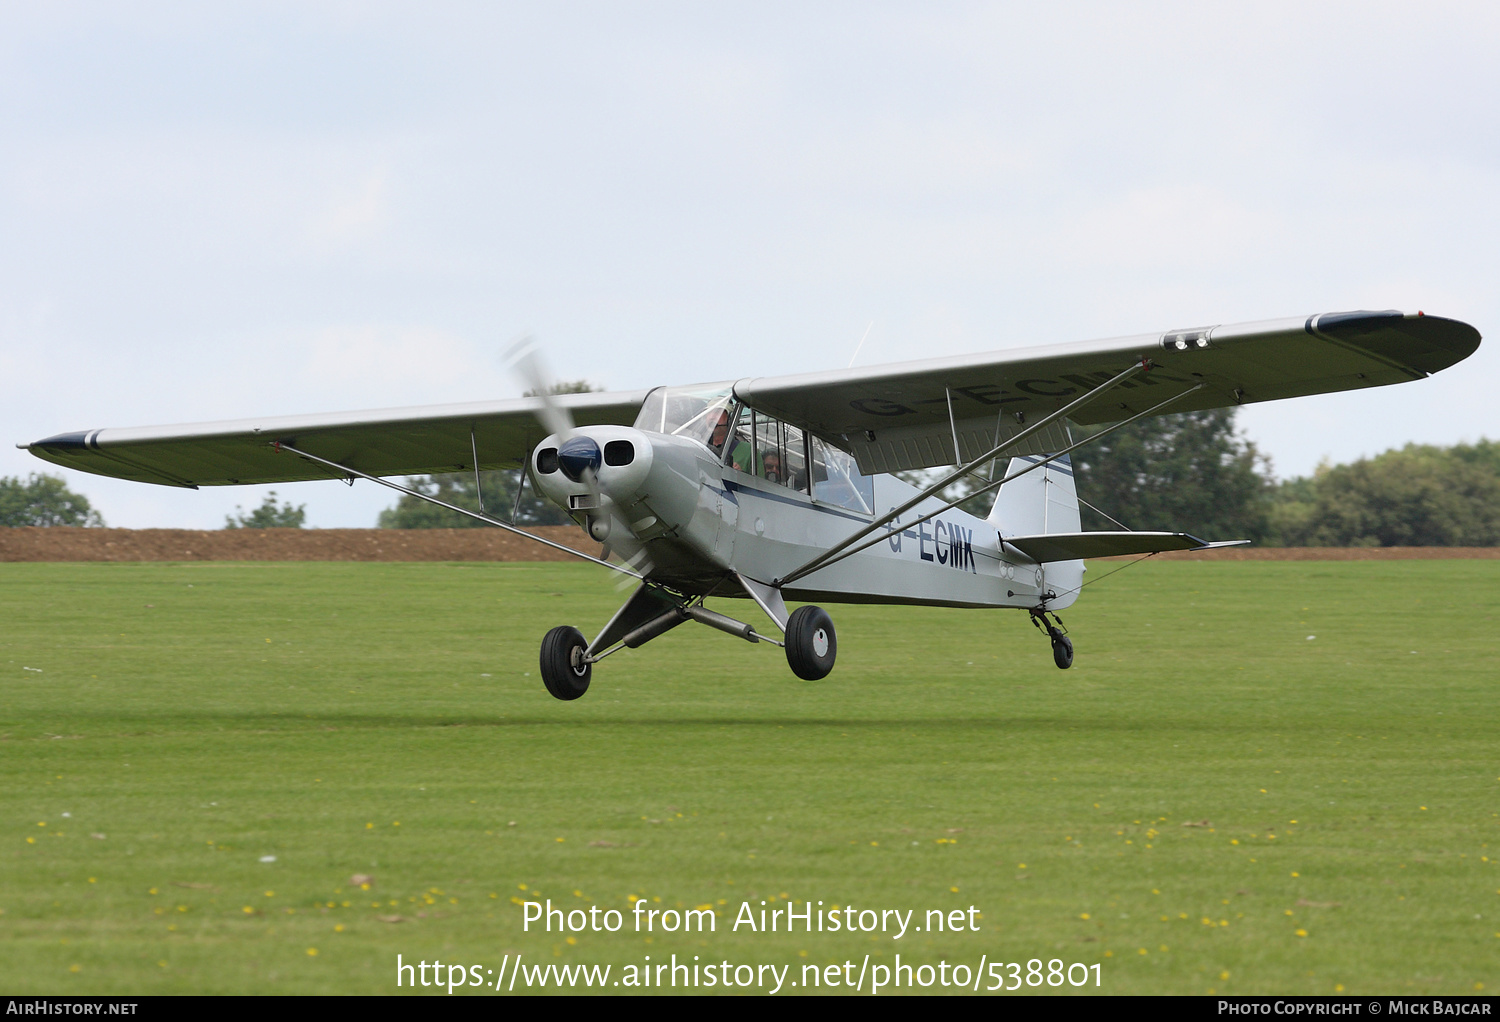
[812,629,829,658]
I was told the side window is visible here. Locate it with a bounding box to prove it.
[723,404,754,472]
[752,414,808,493]
[810,436,875,515]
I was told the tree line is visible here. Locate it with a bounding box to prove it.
[5,408,1496,546]
[1069,410,1500,547]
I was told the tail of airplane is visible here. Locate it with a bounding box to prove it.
[986,453,1082,537]
[986,453,1251,610]
[987,454,1085,608]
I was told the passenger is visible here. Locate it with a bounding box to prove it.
[762,450,801,489]
[762,449,785,485]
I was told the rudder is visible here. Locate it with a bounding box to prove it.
[988,454,1084,607]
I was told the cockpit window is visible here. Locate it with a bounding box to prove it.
[633,385,736,449]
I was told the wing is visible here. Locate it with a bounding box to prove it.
[734,310,1481,474]
[21,390,649,488]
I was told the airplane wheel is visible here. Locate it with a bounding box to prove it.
[1052,634,1074,670]
[785,606,836,680]
[540,625,591,700]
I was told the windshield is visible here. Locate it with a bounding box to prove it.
[633,385,735,448]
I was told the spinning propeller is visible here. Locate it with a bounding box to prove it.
[507,334,600,495]
[505,335,602,497]
[504,335,653,582]
[505,335,575,439]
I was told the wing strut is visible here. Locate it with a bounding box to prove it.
[469,426,485,516]
[777,359,1156,586]
[271,441,643,580]
[779,382,1205,583]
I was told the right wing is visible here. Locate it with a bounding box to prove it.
[21,390,650,488]
[734,310,1481,474]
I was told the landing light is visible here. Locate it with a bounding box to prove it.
[1161,329,1213,352]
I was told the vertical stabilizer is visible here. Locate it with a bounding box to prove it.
[988,454,1084,607]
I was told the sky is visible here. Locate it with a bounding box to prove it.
[2,1,1497,529]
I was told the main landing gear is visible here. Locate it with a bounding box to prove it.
[784,605,836,681]
[539,625,592,700]
[1030,609,1073,670]
[536,584,837,700]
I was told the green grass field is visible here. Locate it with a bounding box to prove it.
[2,559,1497,995]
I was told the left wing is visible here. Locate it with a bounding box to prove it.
[734,310,1480,473]
[21,390,649,488]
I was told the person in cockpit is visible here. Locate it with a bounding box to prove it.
[761,449,802,490]
[707,409,731,457]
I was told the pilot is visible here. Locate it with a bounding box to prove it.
[707,410,730,457]
[711,409,756,472]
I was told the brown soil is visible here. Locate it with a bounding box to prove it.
[0,527,605,563]
[0,528,1494,563]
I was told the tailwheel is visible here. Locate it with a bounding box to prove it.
[785,605,836,680]
[1030,609,1073,670]
[1051,632,1074,670]
[540,625,591,700]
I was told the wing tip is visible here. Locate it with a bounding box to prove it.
[30,430,98,452]
[1310,309,1482,373]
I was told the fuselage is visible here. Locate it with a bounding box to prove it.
[529,424,1082,612]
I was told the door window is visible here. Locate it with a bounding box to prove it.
[810,436,875,515]
[723,404,755,473]
[752,414,808,493]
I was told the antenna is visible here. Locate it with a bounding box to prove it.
[847,321,874,368]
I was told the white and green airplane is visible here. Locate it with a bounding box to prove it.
[23,309,1481,700]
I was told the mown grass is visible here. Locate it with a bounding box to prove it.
[1,559,1497,995]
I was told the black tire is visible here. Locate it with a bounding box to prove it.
[540,625,591,700]
[785,605,837,681]
[1052,634,1074,670]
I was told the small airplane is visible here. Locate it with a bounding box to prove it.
[22,309,1481,699]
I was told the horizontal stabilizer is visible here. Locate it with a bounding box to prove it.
[1002,531,1250,562]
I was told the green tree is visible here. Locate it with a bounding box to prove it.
[225,492,307,528]
[0,474,105,527]
[1069,408,1272,541]
[1268,440,1500,546]
[378,380,598,529]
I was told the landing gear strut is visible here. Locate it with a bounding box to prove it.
[539,625,592,700]
[537,584,825,699]
[1030,609,1073,670]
